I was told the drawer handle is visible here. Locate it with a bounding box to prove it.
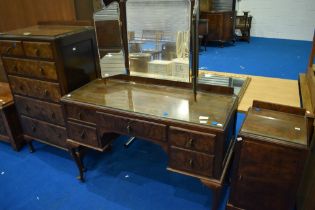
[25,105,30,113]
[51,112,55,119]
[31,125,36,132]
[189,159,194,168]
[13,65,18,72]
[80,130,86,139]
[78,112,82,120]
[34,49,40,57]
[39,67,45,75]
[19,85,24,90]
[57,133,62,139]
[239,175,243,181]
[6,47,13,54]
[127,122,132,134]
[186,138,194,148]
[43,90,49,96]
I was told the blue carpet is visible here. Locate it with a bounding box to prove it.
[0,37,310,210]
[199,37,312,80]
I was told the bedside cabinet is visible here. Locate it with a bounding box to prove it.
[0,82,24,150]
[0,25,100,151]
[226,101,312,210]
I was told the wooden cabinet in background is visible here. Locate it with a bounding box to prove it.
[0,25,100,151]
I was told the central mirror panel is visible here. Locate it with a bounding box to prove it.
[126,0,191,82]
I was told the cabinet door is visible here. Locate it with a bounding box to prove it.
[222,12,234,41]
[232,139,306,210]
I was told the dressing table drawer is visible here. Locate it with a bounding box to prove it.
[15,96,65,126]
[23,41,54,60]
[67,121,99,147]
[98,112,167,142]
[169,147,214,178]
[65,104,97,124]
[9,76,61,102]
[3,58,57,81]
[169,127,216,154]
[20,116,66,148]
[0,40,24,56]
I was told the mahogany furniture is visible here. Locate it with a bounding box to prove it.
[0,25,99,151]
[226,100,313,210]
[61,75,238,210]
[297,29,315,210]
[0,82,24,150]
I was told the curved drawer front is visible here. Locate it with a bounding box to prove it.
[15,95,65,126]
[169,147,214,178]
[3,58,57,81]
[169,127,216,154]
[0,40,24,56]
[23,41,54,60]
[0,115,7,135]
[20,116,66,148]
[9,76,61,102]
[65,104,97,125]
[67,121,99,147]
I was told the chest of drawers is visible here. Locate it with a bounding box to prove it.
[0,25,100,150]
[0,82,24,150]
[226,101,312,210]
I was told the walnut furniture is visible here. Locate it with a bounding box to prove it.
[0,82,24,150]
[0,25,100,151]
[61,75,238,210]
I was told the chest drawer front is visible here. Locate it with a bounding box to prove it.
[0,114,7,135]
[0,40,24,56]
[68,121,98,147]
[65,104,96,124]
[3,58,57,81]
[15,95,64,126]
[9,76,61,102]
[23,41,54,59]
[169,147,214,178]
[20,116,66,148]
[98,112,167,142]
[169,127,216,154]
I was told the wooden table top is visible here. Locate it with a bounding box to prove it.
[0,82,13,108]
[241,107,307,146]
[62,77,237,128]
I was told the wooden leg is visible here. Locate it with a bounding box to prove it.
[27,140,35,153]
[212,185,222,210]
[69,147,85,182]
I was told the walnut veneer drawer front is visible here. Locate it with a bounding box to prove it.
[3,58,57,81]
[9,76,61,102]
[68,121,99,147]
[169,147,214,177]
[0,115,7,135]
[15,96,64,126]
[98,112,167,142]
[23,41,54,59]
[0,40,24,56]
[65,104,97,124]
[169,127,216,154]
[20,116,66,148]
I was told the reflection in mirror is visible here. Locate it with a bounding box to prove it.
[126,0,191,82]
[313,56,315,70]
[94,2,126,77]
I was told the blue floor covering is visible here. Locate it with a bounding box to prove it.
[0,37,312,210]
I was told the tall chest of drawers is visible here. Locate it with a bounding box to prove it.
[0,25,100,150]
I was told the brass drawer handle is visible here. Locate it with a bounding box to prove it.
[34,48,40,57]
[80,130,86,139]
[43,89,49,96]
[31,125,36,132]
[13,65,18,72]
[25,105,30,113]
[39,67,45,75]
[186,138,194,148]
[189,159,194,168]
[6,47,13,54]
[126,122,132,134]
[51,112,55,119]
[78,112,82,120]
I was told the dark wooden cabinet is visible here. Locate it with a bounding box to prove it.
[0,82,24,150]
[226,101,312,210]
[0,25,100,150]
[201,11,235,45]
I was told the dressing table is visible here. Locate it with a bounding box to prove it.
[61,0,239,209]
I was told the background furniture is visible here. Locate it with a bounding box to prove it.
[61,75,238,210]
[0,82,24,150]
[198,19,209,51]
[227,100,312,210]
[0,24,100,151]
[235,11,252,42]
[200,0,236,47]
